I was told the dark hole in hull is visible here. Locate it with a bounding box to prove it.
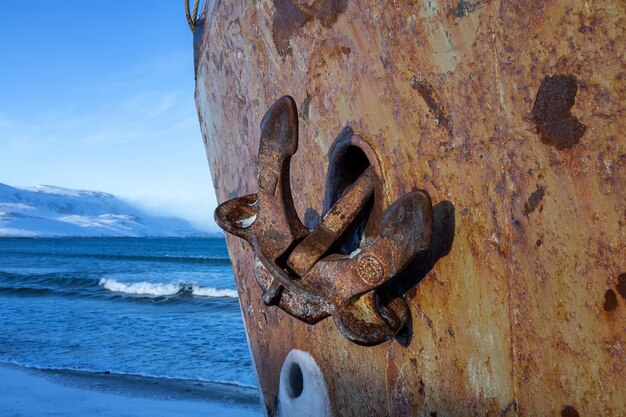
[323,144,373,255]
[287,362,304,398]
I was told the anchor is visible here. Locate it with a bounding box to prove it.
[215,96,433,346]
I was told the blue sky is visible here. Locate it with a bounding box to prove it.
[0,1,218,231]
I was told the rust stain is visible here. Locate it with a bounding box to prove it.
[411,76,453,138]
[272,0,348,57]
[454,0,485,18]
[500,400,518,415]
[195,0,626,414]
[616,273,626,300]
[314,0,348,27]
[522,185,545,216]
[561,405,580,417]
[530,75,586,150]
[603,289,618,312]
[418,377,425,396]
[300,93,312,124]
[272,0,312,57]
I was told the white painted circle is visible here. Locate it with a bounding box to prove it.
[277,349,332,417]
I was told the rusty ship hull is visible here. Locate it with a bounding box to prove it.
[193,1,625,415]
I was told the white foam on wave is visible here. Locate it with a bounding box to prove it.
[98,278,238,298]
[99,278,179,296]
[191,285,238,298]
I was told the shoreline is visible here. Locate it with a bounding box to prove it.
[0,362,262,416]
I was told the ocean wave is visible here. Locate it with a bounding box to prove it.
[0,271,100,288]
[0,271,239,304]
[99,278,238,298]
[1,250,232,265]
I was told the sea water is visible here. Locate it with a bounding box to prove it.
[0,238,257,402]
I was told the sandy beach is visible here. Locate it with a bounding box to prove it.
[0,362,262,417]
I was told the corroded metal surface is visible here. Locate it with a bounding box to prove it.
[195,1,625,415]
[215,96,433,346]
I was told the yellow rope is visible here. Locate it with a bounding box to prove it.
[185,0,200,31]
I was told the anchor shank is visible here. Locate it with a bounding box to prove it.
[286,166,376,276]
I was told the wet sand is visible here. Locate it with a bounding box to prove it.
[0,362,262,416]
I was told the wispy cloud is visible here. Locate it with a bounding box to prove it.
[0,51,200,151]
[0,53,216,230]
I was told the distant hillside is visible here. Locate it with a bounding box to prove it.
[0,183,207,237]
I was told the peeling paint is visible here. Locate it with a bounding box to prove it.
[604,289,618,312]
[530,75,586,150]
[522,186,545,216]
[616,273,626,300]
[411,76,453,138]
[272,0,348,57]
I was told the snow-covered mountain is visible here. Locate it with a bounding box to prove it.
[0,183,207,237]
